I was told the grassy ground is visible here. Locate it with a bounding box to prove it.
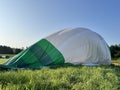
[0,65,119,90]
[112,59,120,66]
[112,59,120,63]
[0,58,120,90]
[0,59,8,64]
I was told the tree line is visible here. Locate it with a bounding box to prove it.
[0,44,120,59]
[110,44,120,59]
[0,45,23,54]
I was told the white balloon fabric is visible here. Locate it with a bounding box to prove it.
[46,27,111,65]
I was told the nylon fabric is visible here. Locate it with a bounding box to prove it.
[46,28,111,65]
[0,39,65,69]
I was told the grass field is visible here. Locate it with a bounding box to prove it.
[0,58,120,90]
[0,59,8,64]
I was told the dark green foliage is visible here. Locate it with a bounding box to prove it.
[110,44,120,59]
[0,46,13,54]
[0,45,23,54]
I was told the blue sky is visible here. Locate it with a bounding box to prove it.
[0,0,120,48]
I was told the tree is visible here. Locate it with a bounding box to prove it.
[110,44,120,59]
[0,45,23,54]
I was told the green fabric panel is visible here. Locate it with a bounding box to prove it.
[37,39,65,65]
[15,50,42,68]
[3,50,25,65]
[3,49,29,68]
[29,44,53,66]
[0,38,65,69]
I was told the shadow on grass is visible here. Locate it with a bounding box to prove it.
[0,63,120,72]
[48,63,120,69]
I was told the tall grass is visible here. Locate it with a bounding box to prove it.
[0,65,119,90]
[0,59,120,90]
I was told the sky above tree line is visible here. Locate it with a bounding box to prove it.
[0,0,120,48]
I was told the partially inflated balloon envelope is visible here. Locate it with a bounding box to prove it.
[0,28,111,69]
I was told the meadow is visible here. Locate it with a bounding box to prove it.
[0,58,120,90]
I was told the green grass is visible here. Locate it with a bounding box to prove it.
[0,58,120,90]
[0,64,119,89]
[112,58,120,63]
[0,54,14,64]
[0,59,8,64]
